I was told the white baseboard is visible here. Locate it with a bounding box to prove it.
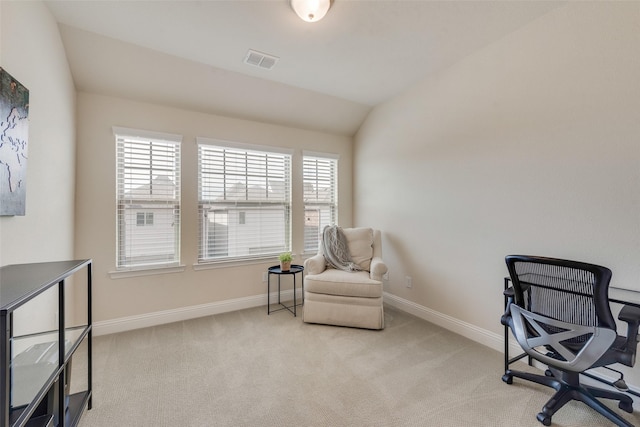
[93,289,300,336]
[95,290,513,352]
[383,292,522,355]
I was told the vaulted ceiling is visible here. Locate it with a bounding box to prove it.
[45,1,563,136]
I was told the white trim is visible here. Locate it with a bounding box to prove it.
[92,289,302,336]
[97,290,510,350]
[196,136,294,156]
[109,265,186,279]
[113,126,182,143]
[193,255,293,271]
[302,150,340,160]
[383,292,521,355]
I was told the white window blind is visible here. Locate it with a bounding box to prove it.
[115,128,181,269]
[303,153,338,253]
[198,141,291,263]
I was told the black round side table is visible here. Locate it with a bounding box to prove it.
[267,264,304,316]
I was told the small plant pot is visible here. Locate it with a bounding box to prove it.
[280,261,291,271]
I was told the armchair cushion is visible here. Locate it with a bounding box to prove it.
[305,270,382,298]
[342,227,374,271]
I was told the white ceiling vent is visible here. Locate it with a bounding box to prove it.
[244,49,279,70]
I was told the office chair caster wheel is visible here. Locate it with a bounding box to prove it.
[619,401,633,413]
[502,373,513,384]
[536,413,552,426]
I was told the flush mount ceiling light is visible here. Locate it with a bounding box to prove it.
[290,0,331,23]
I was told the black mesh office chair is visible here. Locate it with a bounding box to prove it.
[501,255,640,427]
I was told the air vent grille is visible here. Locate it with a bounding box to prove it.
[244,49,279,70]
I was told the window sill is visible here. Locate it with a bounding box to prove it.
[192,253,307,271]
[109,265,186,279]
[193,257,278,271]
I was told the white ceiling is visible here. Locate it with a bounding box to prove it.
[45,0,564,136]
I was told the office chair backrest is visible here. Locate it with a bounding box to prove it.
[505,255,616,332]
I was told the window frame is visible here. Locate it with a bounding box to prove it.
[196,137,293,265]
[114,127,182,272]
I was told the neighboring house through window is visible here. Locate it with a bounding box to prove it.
[115,127,181,269]
[197,138,291,263]
[303,152,338,253]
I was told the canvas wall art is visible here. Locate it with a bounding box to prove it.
[0,67,29,216]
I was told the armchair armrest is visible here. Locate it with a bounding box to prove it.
[304,253,327,275]
[370,257,387,281]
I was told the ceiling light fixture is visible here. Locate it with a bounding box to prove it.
[290,0,331,23]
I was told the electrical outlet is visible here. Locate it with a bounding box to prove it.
[262,272,268,282]
[405,276,412,288]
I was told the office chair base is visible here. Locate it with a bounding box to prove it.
[536,412,551,426]
[503,369,635,427]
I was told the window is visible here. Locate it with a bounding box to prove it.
[136,212,146,226]
[115,127,181,269]
[136,212,154,226]
[198,139,291,263]
[303,153,338,253]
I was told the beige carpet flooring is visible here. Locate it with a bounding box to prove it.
[77,305,640,427]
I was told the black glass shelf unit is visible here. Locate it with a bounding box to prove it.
[0,260,92,427]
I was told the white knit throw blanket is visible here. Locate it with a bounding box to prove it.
[322,225,362,272]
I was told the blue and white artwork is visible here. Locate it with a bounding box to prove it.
[0,68,29,216]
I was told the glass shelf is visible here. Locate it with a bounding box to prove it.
[11,326,90,409]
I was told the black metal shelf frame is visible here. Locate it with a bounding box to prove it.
[1,260,93,427]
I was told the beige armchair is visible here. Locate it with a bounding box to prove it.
[303,227,387,330]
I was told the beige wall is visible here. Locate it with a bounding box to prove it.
[74,92,352,323]
[0,1,76,266]
[0,2,77,331]
[355,2,639,333]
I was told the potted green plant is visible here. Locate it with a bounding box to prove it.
[278,252,292,271]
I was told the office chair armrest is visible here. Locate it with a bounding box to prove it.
[501,287,515,326]
[616,304,640,366]
[618,304,640,325]
[502,283,529,301]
